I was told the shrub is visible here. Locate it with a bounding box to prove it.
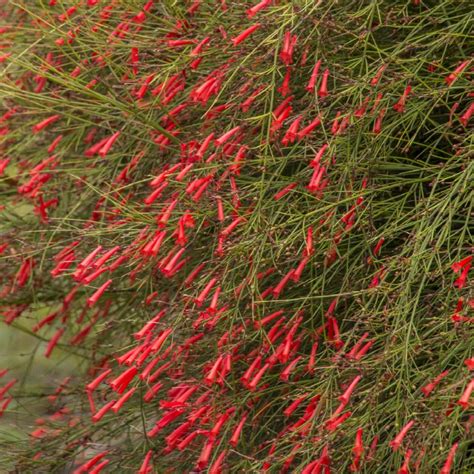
[0,0,472,472]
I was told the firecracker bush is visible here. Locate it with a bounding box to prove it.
[0,0,473,472]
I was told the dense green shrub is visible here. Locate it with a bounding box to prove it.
[0,1,472,472]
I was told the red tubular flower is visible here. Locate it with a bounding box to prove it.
[246,0,272,18]
[451,256,472,273]
[326,411,352,431]
[454,264,471,289]
[50,252,75,277]
[370,64,387,86]
[0,53,11,63]
[175,430,199,451]
[310,144,329,168]
[306,59,322,91]
[445,60,470,86]
[110,366,137,394]
[205,355,224,385]
[440,442,459,474]
[0,158,10,176]
[89,459,109,474]
[191,36,210,56]
[148,409,185,437]
[184,262,206,287]
[389,420,415,451]
[241,355,262,386]
[138,450,153,474]
[460,102,474,127]
[44,328,65,358]
[15,257,35,287]
[354,96,370,117]
[111,387,136,413]
[318,68,330,97]
[162,247,186,275]
[91,401,115,423]
[301,459,319,474]
[93,246,120,269]
[326,316,343,349]
[210,409,234,438]
[144,181,168,205]
[143,382,163,402]
[282,442,302,470]
[140,354,160,380]
[280,31,297,66]
[32,114,60,133]
[420,370,449,397]
[150,328,173,352]
[75,246,103,277]
[281,115,302,145]
[215,126,241,147]
[291,255,309,282]
[209,450,227,474]
[87,279,112,307]
[367,237,385,264]
[272,182,297,201]
[206,286,221,313]
[165,421,192,450]
[457,379,474,409]
[196,439,214,469]
[98,131,121,157]
[298,116,322,138]
[0,379,17,400]
[157,198,178,227]
[0,396,12,417]
[398,449,413,474]
[136,73,155,99]
[277,67,291,97]
[284,394,308,417]
[195,278,217,307]
[241,85,264,112]
[338,375,362,405]
[280,356,302,381]
[350,428,364,472]
[85,137,108,157]
[231,23,261,46]
[86,369,111,392]
[272,269,295,298]
[273,95,294,118]
[247,362,270,391]
[142,231,166,256]
[271,105,292,133]
[465,358,474,371]
[47,134,63,154]
[82,267,108,285]
[254,309,284,329]
[354,340,374,360]
[393,85,412,113]
[220,216,244,238]
[74,451,110,474]
[346,332,369,359]
[135,310,166,339]
[373,108,386,134]
[306,341,318,374]
[167,39,196,48]
[367,435,379,460]
[307,165,326,194]
[229,145,247,175]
